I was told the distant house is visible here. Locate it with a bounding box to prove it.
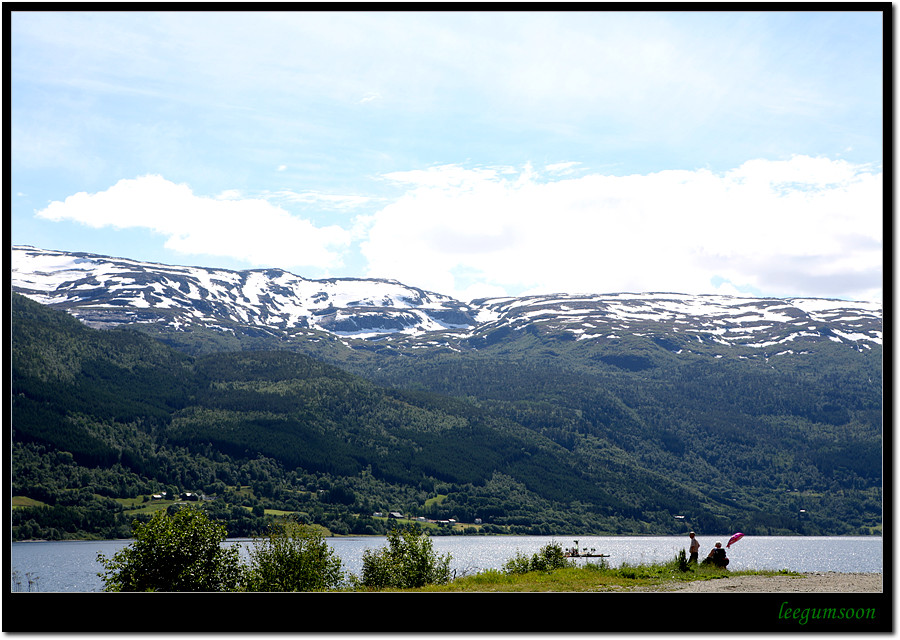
[373,512,384,518]
[389,511,404,519]
[474,518,482,525]
[151,494,164,501]
[180,492,199,501]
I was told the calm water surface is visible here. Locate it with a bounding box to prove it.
[11,535,882,593]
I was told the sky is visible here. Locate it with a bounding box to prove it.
[9,9,884,303]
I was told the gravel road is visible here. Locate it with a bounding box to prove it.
[661,572,882,593]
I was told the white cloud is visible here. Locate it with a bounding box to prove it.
[271,190,372,210]
[31,158,882,304]
[215,189,243,200]
[35,175,351,270]
[545,162,581,175]
[360,157,882,302]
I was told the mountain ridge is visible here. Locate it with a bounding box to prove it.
[9,244,884,540]
[11,245,883,356]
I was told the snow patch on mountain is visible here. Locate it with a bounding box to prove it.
[11,246,883,351]
[11,246,481,336]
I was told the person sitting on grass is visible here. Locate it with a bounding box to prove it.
[704,541,729,569]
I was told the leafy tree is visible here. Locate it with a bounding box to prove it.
[360,525,452,589]
[530,541,571,572]
[244,521,344,592]
[97,507,243,591]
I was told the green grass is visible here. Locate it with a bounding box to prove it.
[403,559,799,592]
[12,496,47,509]
[862,524,883,535]
[424,494,448,508]
[115,496,185,515]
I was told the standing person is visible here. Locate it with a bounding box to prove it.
[687,531,700,564]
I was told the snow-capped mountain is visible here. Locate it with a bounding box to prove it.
[473,291,883,352]
[11,246,482,337]
[11,246,883,354]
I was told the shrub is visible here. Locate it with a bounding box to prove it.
[360,525,452,589]
[503,542,573,574]
[676,548,690,572]
[97,506,243,592]
[531,542,570,572]
[244,521,344,592]
[502,550,534,575]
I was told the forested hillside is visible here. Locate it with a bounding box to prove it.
[10,293,882,540]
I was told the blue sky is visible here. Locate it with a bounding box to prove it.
[10,10,884,302]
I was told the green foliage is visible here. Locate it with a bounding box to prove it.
[360,526,452,589]
[501,550,534,575]
[503,542,573,574]
[244,521,344,592]
[97,507,243,592]
[676,548,689,572]
[10,292,884,538]
[531,542,571,572]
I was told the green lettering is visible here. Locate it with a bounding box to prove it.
[777,602,875,626]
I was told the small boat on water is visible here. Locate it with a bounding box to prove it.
[564,540,609,558]
[565,550,609,558]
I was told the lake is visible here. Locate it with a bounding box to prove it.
[11,535,882,592]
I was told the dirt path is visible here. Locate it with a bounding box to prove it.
[649,572,883,593]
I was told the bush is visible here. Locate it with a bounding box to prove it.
[531,542,570,572]
[244,521,344,592]
[502,550,533,575]
[676,548,690,572]
[503,542,573,574]
[97,506,243,592]
[360,526,452,589]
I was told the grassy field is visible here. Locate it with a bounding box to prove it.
[424,494,448,509]
[401,561,798,592]
[115,496,181,515]
[11,496,48,509]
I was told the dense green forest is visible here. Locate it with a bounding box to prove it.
[10,293,882,540]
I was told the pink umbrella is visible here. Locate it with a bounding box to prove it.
[726,532,744,548]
